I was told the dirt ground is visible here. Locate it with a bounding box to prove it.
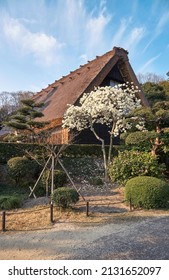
[1,182,169,260]
[0,183,129,232]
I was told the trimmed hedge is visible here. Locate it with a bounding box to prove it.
[0,142,46,164]
[62,144,120,157]
[0,195,22,210]
[0,142,123,163]
[52,187,79,209]
[125,176,169,209]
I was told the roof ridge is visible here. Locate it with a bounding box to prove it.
[33,46,149,123]
[35,47,128,96]
[36,48,118,95]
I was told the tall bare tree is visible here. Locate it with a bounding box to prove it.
[137,72,165,84]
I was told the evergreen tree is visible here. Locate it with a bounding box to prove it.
[142,82,166,106]
[129,100,169,156]
[5,99,48,142]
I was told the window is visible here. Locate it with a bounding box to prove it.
[110,80,119,87]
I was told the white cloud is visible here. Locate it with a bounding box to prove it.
[111,17,145,54]
[79,54,88,63]
[19,17,37,25]
[143,11,169,52]
[86,13,111,53]
[124,27,145,49]
[143,39,154,53]
[112,19,127,46]
[138,54,161,72]
[53,0,111,57]
[156,11,169,35]
[3,17,64,66]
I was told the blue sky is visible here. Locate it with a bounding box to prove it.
[0,0,169,93]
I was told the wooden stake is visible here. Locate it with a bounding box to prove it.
[50,203,54,223]
[86,201,89,217]
[29,155,52,197]
[29,186,37,199]
[51,154,55,196]
[58,158,86,202]
[2,211,6,232]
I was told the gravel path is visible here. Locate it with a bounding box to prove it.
[1,215,169,260]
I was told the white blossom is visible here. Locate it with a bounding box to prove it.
[62,84,143,136]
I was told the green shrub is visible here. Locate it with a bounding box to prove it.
[0,195,22,210]
[41,169,67,190]
[109,150,166,185]
[33,183,46,197]
[52,187,79,209]
[125,176,169,209]
[7,156,40,186]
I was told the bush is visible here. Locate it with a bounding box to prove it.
[7,156,40,186]
[41,169,67,189]
[125,176,169,209]
[52,187,79,209]
[109,150,166,184]
[0,195,22,210]
[33,183,46,197]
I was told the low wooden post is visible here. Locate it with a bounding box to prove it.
[50,203,54,223]
[86,201,89,217]
[2,211,6,232]
[129,197,132,212]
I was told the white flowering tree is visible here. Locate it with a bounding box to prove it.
[62,83,144,181]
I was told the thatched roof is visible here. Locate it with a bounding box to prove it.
[33,47,148,123]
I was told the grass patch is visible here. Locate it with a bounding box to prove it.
[0,183,30,200]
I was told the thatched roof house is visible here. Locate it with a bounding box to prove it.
[33,47,148,144]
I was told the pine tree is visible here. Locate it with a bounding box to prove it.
[129,100,169,156]
[6,99,48,142]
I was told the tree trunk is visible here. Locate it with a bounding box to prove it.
[108,133,113,166]
[108,122,116,165]
[90,126,108,181]
[151,144,157,157]
[101,139,108,182]
[150,123,163,157]
[156,120,161,134]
